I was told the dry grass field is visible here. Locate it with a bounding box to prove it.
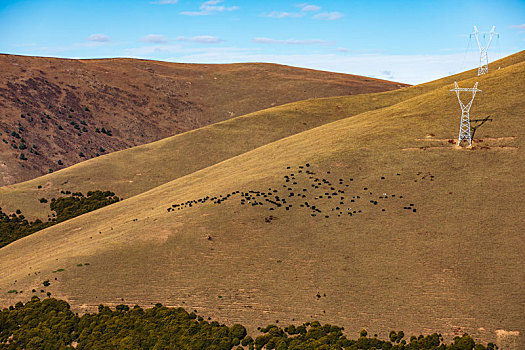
[1,52,523,221]
[0,52,523,348]
[0,54,406,185]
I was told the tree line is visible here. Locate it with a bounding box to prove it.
[0,296,497,350]
[0,190,120,248]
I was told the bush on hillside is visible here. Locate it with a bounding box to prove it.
[0,190,120,248]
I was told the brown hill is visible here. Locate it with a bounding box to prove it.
[0,54,407,186]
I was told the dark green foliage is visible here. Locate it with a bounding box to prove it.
[18,143,26,150]
[49,190,119,223]
[0,209,53,249]
[100,127,112,136]
[78,152,85,157]
[0,191,120,248]
[0,298,492,350]
[19,153,27,160]
[0,298,253,350]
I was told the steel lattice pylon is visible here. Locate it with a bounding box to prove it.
[450,82,482,146]
[472,26,497,76]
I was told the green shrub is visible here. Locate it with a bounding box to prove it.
[0,190,120,248]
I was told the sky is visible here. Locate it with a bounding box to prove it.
[0,0,524,84]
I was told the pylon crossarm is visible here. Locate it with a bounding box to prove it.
[450,88,482,92]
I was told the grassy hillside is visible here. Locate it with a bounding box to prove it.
[1,52,523,221]
[0,53,523,348]
[0,54,406,186]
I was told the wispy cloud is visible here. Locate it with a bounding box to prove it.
[312,11,343,20]
[125,44,183,56]
[380,70,394,80]
[151,0,178,4]
[140,34,169,44]
[180,0,239,16]
[334,47,386,54]
[140,34,224,44]
[263,11,304,18]
[262,3,321,18]
[296,3,321,12]
[86,34,111,42]
[509,24,525,29]
[252,37,332,45]
[177,36,224,44]
[262,4,342,20]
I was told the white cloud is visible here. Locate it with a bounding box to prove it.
[151,0,178,4]
[263,3,321,18]
[509,24,525,29]
[177,35,224,44]
[125,44,183,56]
[140,34,169,44]
[252,37,332,45]
[263,11,304,18]
[312,11,343,20]
[296,3,321,12]
[180,0,238,16]
[139,34,224,44]
[86,34,111,42]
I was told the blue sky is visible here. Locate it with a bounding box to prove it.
[0,0,523,83]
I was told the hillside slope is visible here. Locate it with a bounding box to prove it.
[0,54,407,185]
[1,52,522,220]
[0,54,523,347]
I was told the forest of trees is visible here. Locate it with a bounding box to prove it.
[0,296,497,350]
[0,190,120,248]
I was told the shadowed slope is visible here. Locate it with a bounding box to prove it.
[0,51,522,220]
[0,55,523,347]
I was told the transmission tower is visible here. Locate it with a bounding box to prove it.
[450,82,482,147]
[472,26,498,76]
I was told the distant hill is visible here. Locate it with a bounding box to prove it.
[0,51,522,348]
[0,54,407,185]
